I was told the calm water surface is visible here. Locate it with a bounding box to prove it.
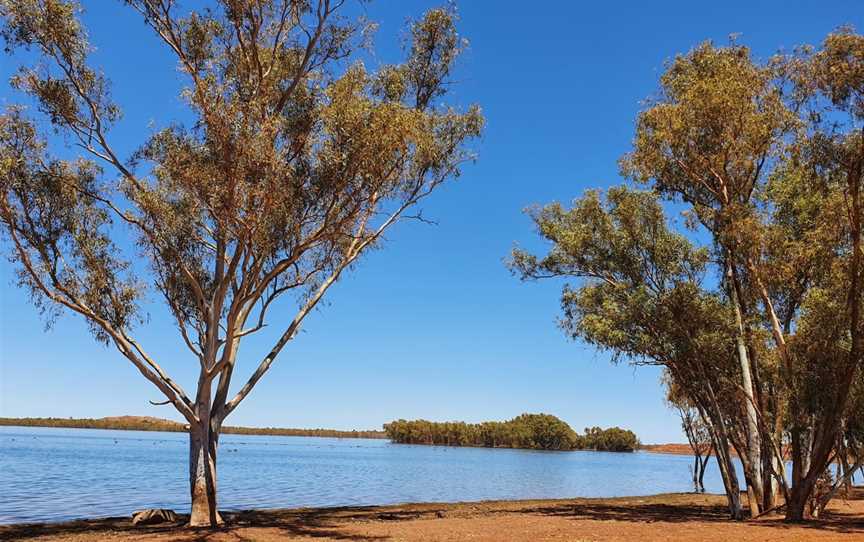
[0,426,741,524]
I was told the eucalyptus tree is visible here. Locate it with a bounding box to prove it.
[664,371,713,493]
[0,0,481,526]
[621,41,801,514]
[620,33,864,520]
[512,30,864,522]
[510,186,748,518]
[763,28,864,520]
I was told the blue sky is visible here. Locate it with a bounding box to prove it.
[1,1,861,443]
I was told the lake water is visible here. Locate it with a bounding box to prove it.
[0,426,742,524]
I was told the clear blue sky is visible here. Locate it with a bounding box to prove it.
[1,1,861,443]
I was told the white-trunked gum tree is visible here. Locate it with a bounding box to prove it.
[0,0,482,526]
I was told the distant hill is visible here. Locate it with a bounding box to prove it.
[0,416,386,439]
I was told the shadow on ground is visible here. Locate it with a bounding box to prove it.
[0,505,433,541]
[1,489,862,541]
[518,487,864,536]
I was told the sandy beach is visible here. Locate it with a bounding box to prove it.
[2,489,862,541]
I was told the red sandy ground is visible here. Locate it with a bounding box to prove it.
[2,489,863,541]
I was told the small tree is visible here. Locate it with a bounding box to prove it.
[664,371,712,492]
[0,0,481,526]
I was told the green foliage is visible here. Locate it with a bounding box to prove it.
[511,187,732,371]
[383,414,639,452]
[621,40,797,237]
[576,426,641,452]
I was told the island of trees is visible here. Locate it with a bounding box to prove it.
[0,416,386,440]
[383,414,640,452]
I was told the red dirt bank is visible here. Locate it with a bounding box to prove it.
[642,443,707,456]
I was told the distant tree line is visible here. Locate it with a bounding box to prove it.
[0,417,386,440]
[383,414,639,452]
[224,425,384,439]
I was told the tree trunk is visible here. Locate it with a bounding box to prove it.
[693,454,702,493]
[768,396,787,508]
[786,481,812,522]
[698,444,712,493]
[700,392,744,519]
[189,421,222,527]
[714,441,744,519]
[726,258,764,515]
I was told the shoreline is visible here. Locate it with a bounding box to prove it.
[0,418,386,440]
[2,489,861,541]
[3,423,689,454]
